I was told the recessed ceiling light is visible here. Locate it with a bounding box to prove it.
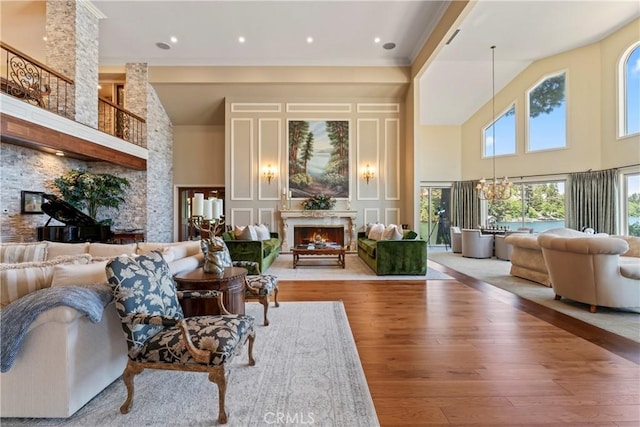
[170,36,178,43]
[238,36,246,43]
[55,151,64,156]
[97,84,102,90]
[156,42,171,50]
[382,42,396,50]
[306,36,314,44]
[374,37,381,44]
[42,36,47,41]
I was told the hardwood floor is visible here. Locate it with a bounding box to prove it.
[276,260,640,426]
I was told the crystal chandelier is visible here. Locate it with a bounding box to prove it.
[477,46,512,201]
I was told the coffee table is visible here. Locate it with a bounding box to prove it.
[292,245,346,269]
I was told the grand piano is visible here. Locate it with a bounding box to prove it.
[37,194,112,243]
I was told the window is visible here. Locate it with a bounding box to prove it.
[620,43,640,137]
[487,181,565,232]
[483,104,516,157]
[625,173,640,236]
[419,186,451,246]
[527,72,566,151]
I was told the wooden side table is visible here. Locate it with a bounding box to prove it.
[173,267,247,316]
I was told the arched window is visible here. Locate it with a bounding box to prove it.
[526,71,567,152]
[619,43,640,137]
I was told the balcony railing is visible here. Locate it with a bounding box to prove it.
[1,42,146,147]
[98,96,146,147]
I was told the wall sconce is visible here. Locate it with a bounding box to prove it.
[362,164,375,184]
[263,164,276,184]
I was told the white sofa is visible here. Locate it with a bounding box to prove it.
[539,234,640,313]
[0,240,204,418]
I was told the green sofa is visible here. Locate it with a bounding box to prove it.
[357,231,427,275]
[221,231,282,273]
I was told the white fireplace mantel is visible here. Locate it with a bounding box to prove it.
[279,210,357,252]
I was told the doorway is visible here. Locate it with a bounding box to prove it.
[177,187,225,241]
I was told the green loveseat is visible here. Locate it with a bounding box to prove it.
[221,231,282,273]
[357,231,427,275]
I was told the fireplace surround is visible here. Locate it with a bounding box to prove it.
[294,225,345,247]
[279,210,357,252]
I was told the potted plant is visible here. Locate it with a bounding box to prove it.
[52,169,130,224]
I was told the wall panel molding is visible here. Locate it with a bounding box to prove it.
[385,208,401,225]
[230,208,253,227]
[356,118,380,201]
[258,118,281,201]
[231,103,281,113]
[357,103,400,113]
[385,118,400,201]
[286,103,351,113]
[230,118,254,200]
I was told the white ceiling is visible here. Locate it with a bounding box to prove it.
[2,1,639,126]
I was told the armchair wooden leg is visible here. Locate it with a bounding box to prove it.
[258,295,270,326]
[273,286,280,307]
[209,367,228,424]
[554,294,562,300]
[248,332,256,366]
[120,361,144,414]
[589,305,597,313]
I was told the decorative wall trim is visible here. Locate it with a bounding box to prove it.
[258,208,275,230]
[356,118,379,201]
[357,103,400,113]
[230,118,254,200]
[363,208,380,228]
[231,103,282,113]
[230,208,254,227]
[385,118,400,201]
[385,208,401,225]
[286,103,352,113]
[258,118,281,201]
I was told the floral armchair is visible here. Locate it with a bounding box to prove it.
[106,250,256,424]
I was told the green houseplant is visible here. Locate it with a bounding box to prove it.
[52,169,130,224]
[301,194,336,210]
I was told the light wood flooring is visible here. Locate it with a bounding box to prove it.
[276,259,640,426]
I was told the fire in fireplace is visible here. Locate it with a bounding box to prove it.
[294,225,344,247]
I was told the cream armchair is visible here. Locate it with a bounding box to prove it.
[450,226,462,253]
[538,234,640,313]
[461,229,494,259]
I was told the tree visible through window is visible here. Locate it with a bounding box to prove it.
[484,104,516,157]
[627,174,640,237]
[527,72,566,151]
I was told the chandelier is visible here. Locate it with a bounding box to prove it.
[477,46,512,201]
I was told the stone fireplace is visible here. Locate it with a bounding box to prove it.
[294,225,345,247]
[279,210,357,252]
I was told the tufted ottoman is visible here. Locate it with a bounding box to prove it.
[245,274,279,326]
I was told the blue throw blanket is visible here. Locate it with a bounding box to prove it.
[1,284,113,372]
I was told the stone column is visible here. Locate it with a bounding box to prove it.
[45,0,101,127]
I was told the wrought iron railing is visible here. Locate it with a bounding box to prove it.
[1,42,146,147]
[98,97,146,147]
[0,41,73,119]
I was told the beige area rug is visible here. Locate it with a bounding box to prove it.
[428,250,640,343]
[267,253,452,281]
[3,302,379,427]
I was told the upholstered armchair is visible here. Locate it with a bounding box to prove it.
[450,226,462,253]
[538,234,640,313]
[495,230,531,261]
[461,229,494,259]
[106,251,256,424]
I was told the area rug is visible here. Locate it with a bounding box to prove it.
[267,253,452,281]
[2,302,379,427]
[428,250,640,343]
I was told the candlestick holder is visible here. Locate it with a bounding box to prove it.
[281,194,288,211]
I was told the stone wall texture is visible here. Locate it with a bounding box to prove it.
[126,63,173,242]
[45,0,99,127]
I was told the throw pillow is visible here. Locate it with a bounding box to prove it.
[382,224,403,240]
[235,225,258,241]
[44,241,89,260]
[255,223,271,240]
[0,254,92,307]
[403,230,418,240]
[0,242,47,264]
[89,243,138,258]
[368,223,385,241]
[51,260,109,287]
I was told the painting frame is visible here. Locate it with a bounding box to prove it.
[287,119,350,201]
[21,191,44,214]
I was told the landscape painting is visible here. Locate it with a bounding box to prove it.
[288,120,349,199]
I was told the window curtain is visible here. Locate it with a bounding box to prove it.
[566,168,618,234]
[450,181,481,229]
